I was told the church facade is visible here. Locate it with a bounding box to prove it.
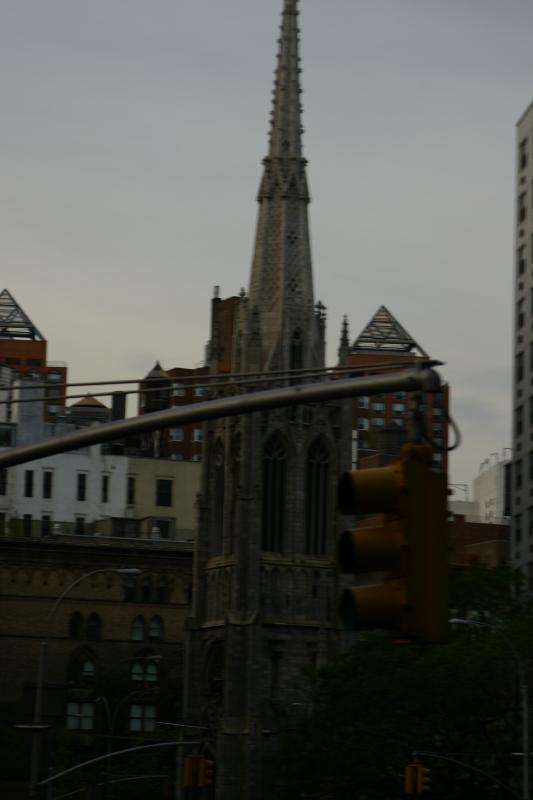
[184,2,351,798]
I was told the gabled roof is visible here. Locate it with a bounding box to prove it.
[0,289,44,341]
[351,306,427,356]
[72,394,107,408]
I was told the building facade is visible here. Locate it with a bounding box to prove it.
[0,289,67,421]
[512,101,533,580]
[343,306,450,473]
[184,3,350,799]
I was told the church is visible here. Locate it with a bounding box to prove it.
[184,1,351,798]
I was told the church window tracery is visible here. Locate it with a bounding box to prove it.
[213,439,225,554]
[262,432,287,552]
[305,438,329,555]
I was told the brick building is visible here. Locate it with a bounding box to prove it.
[0,535,193,799]
[0,289,67,421]
[341,305,449,473]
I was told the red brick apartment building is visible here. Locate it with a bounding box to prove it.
[0,289,67,421]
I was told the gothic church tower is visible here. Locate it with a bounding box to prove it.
[184,3,350,798]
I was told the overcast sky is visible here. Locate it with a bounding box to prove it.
[1,0,532,490]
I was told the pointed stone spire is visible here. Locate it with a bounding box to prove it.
[268,0,304,160]
[338,314,350,364]
[246,0,322,373]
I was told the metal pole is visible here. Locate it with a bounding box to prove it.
[28,641,47,799]
[520,660,530,800]
[0,368,442,469]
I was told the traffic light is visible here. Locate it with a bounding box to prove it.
[404,763,417,794]
[338,443,448,643]
[198,757,215,787]
[416,765,431,793]
[183,754,203,787]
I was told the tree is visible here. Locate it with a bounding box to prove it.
[281,565,533,800]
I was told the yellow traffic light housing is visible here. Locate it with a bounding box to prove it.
[416,765,431,793]
[338,443,448,643]
[198,757,216,787]
[404,763,417,794]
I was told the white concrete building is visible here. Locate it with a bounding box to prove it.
[473,453,511,525]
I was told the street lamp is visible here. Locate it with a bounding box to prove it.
[21,567,142,799]
[449,617,529,800]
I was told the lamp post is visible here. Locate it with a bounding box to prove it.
[22,567,142,800]
[450,617,529,800]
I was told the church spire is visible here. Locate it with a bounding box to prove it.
[267,0,304,160]
[246,0,322,373]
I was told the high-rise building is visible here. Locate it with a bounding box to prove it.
[343,305,449,473]
[0,289,67,421]
[184,2,350,798]
[512,101,533,582]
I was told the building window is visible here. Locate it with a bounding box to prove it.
[170,427,184,442]
[372,402,385,412]
[393,391,407,400]
[23,514,32,537]
[194,386,205,398]
[520,138,528,170]
[213,439,225,553]
[41,515,51,536]
[305,438,329,556]
[191,454,202,462]
[156,479,172,507]
[517,405,524,436]
[262,432,287,552]
[132,616,146,641]
[24,470,34,498]
[66,702,94,731]
[69,612,84,639]
[393,418,405,428]
[86,613,102,641]
[76,473,87,502]
[0,469,7,496]
[372,418,385,428]
[127,476,135,505]
[101,474,109,503]
[392,403,406,413]
[0,426,14,446]
[518,246,526,275]
[47,371,62,383]
[75,516,85,535]
[129,704,156,732]
[519,193,527,223]
[517,298,525,329]
[42,470,53,499]
[193,428,203,443]
[357,418,369,431]
[131,660,158,684]
[517,352,524,383]
[81,659,96,684]
[515,513,522,543]
[148,616,163,641]
[358,396,369,409]
[516,459,523,491]
[172,383,186,397]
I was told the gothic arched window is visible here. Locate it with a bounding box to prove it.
[68,611,83,640]
[86,613,102,642]
[290,328,303,379]
[148,615,163,641]
[213,439,225,554]
[132,615,146,642]
[262,432,287,552]
[305,438,329,555]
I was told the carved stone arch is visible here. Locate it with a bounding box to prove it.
[262,431,288,552]
[305,436,330,556]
